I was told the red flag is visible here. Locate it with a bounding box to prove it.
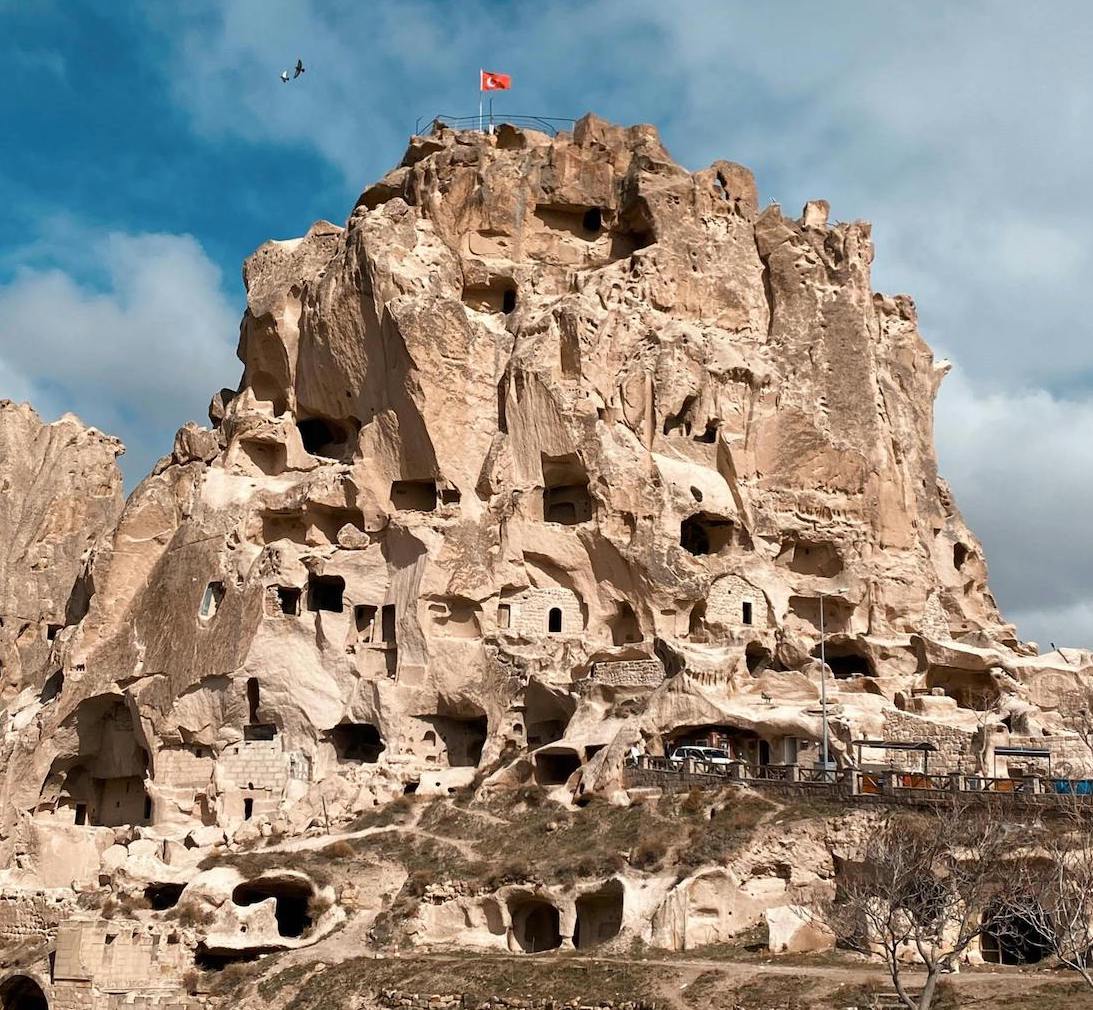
[480,70,512,92]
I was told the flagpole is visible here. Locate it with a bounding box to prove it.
[478,69,483,133]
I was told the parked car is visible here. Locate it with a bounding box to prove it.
[668,746,733,766]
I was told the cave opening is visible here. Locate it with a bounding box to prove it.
[541,452,592,525]
[144,882,186,910]
[534,750,581,786]
[510,898,562,953]
[298,417,351,459]
[680,513,748,556]
[811,642,875,679]
[391,479,438,512]
[307,574,345,613]
[574,880,624,949]
[981,903,1053,965]
[609,602,642,645]
[330,722,385,763]
[232,877,314,938]
[0,975,48,1010]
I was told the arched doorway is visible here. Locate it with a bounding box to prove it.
[510,898,561,952]
[0,975,48,1010]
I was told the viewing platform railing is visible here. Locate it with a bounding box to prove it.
[414,114,577,137]
[624,755,1093,807]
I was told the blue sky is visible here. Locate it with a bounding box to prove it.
[3,1,1093,648]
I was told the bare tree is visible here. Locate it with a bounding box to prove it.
[1014,796,1093,989]
[815,800,1029,1010]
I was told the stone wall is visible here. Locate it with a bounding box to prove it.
[507,588,584,637]
[0,888,75,944]
[877,711,977,773]
[378,991,657,1010]
[156,745,215,789]
[218,738,290,792]
[707,574,767,630]
[586,659,665,689]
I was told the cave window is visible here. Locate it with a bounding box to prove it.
[46,623,62,642]
[199,581,225,619]
[247,678,261,724]
[145,883,185,911]
[609,602,642,645]
[954,542,969,570]
[391,479,438,512]
[330,723,384,763]
[695,419,719,443]
[243,798,253,821]
[681,513,747,556]
[534,751,581,786]
[742,601,753,626]
[277,587,301,616]
[440,486,462,505]
[233,878,314,938]
[548,607,563,634]
[74,803,87,826]
[144,795,153,821]
[381,604,397,644]
[502,288,517,314]
[542,452,592,524]
[298,417,348,459]
[688,600,707,639]
[307,574,345,613]
[582,207,603,233]
[498,603,512,630]
[355,604,377,640]
[39,670,64,704]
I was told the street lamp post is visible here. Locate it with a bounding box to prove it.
[820,593,828,767]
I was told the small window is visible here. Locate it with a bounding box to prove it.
[74,803,87,826]
[200,581,225,619]
[381,604,397,644]
[502,288,517,314]
[355,604,377,639]
[497,603,512,630]
[582,207,602,233]
[547,607,563,634]
[144,795,153,821]
[307,574,345,613]
[742,601,753,626]
[46,623,62,642]
[247,677,261,723]
[277,587,301,616]
[243,798,253,821]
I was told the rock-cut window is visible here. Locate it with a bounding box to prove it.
[547,607,563,634]
[200,582,225,620]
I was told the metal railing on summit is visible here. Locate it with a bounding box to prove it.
[414,113,577,137]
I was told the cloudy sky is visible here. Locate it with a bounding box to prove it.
[3,1,1091,648]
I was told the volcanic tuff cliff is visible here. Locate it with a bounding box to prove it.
[0,117,1091,999]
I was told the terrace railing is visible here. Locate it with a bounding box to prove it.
[414,114,577,137]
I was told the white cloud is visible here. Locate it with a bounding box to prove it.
[936,368,1093,648]
[0,229,238,484]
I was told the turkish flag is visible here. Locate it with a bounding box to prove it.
[480,70,512,92]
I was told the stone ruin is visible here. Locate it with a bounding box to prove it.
[0,114,1091,1004]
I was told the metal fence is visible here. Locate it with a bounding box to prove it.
[414,114,577,137]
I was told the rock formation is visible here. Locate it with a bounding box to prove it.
[0,115,1090,1006]
[0,402,123,704]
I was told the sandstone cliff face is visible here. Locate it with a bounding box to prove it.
[1,116,1090,921]
[0,402,123,703]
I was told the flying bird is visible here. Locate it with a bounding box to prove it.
[294,59,305,79]
[280,70,290,83]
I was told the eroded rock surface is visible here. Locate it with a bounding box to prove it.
[0,402,123,703]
